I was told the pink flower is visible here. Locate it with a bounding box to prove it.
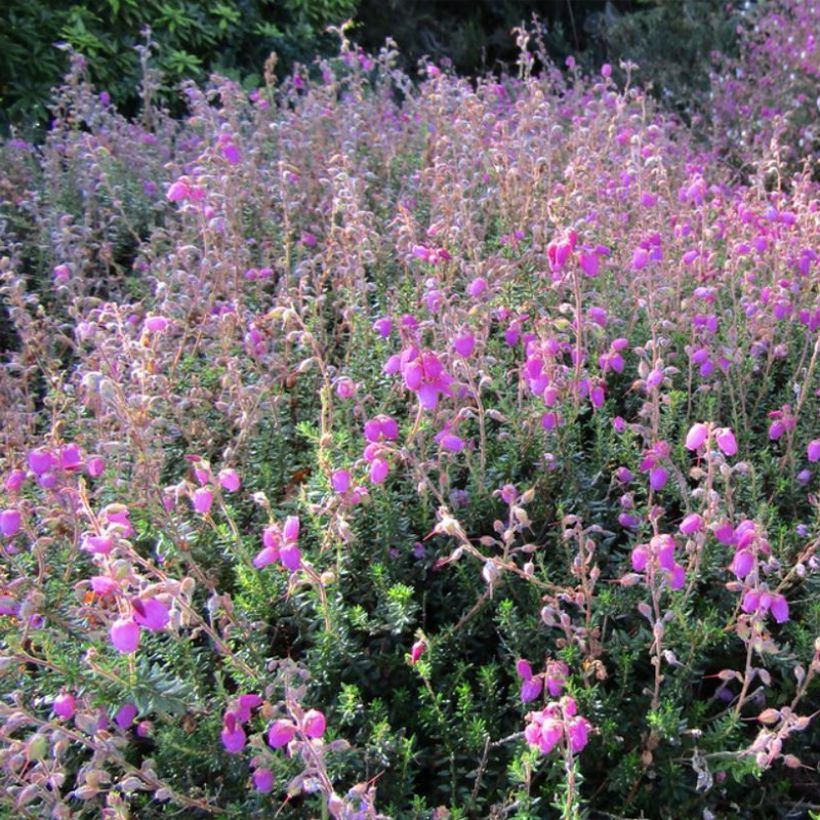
[808,440,820,463]
[110,619,140,654]
[218,469,241,492]
[302,709,326,739]
[235,694,263,723]
[409,640,426,664]
[268,719,296,748]
[192,488,214,515]
[567,716,591,752]
[279,544,302,571]
[685,423,709,451]
[81,534,115,555]
[144,315,169,333]
[131,598,169,632]
[90,576,119,596]
[679,513,704,535]
[253,546,279,569]
[335,378,357,399]
[282,516,300,543]
[53,693,76,720]
[715,428,738,456]
[166,180,189,202]
[86,457,105,478]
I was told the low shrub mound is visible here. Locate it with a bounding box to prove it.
[0,21,817,820]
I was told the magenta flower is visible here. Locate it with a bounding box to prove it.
[90,576,119,596]
[253,768,274,793]
[268,719,296,748]
[452,333,476,357]
[332,469,351,493]
[53,693,76,720]
[81,534,115,555]
[144,315,169,333]
[0,509,21,538]
[364,415,398,443]
[302,709,326,739]
[86,457,105,478]
[235,694,263,723]
[578,252,599,278]
[685,423,709,451]
[110,619,140,654]
[715,428,738,456]
[545,661,569,697]
[373,317,392,337]
[649,467,668,491]
[221,712,246,754]
[567,716,591,753]
[115,703,138,730]
[467,277,487,298]
[808,440,820,463]
[192,487,214,515]
[335,377,357,399]
[5,469,26,492]
[516,659,533,681]
[679,513,704,535]
[521,677,543,703]
[279,543,302,571]
[28,448,55,476]
[370,458,389,484]
[218,469,241,492]
[131,598,169,632]
[409,640,426,664]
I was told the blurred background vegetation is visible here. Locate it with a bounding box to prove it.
[1,0,740,136]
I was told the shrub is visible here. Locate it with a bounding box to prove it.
[0,26,817,819]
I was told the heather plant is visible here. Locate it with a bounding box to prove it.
[0,23,818,819]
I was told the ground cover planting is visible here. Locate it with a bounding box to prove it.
[0,6,818,817]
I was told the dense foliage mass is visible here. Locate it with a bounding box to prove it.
[0,5,818,818]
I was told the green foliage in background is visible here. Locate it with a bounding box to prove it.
[0,0,357,133]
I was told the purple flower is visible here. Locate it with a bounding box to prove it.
[649,467,668,491]
[53,693,76,720]
[221,712,246,754]
[115,703,138,730]
[268,719,296,748]
[808,440,820,463]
